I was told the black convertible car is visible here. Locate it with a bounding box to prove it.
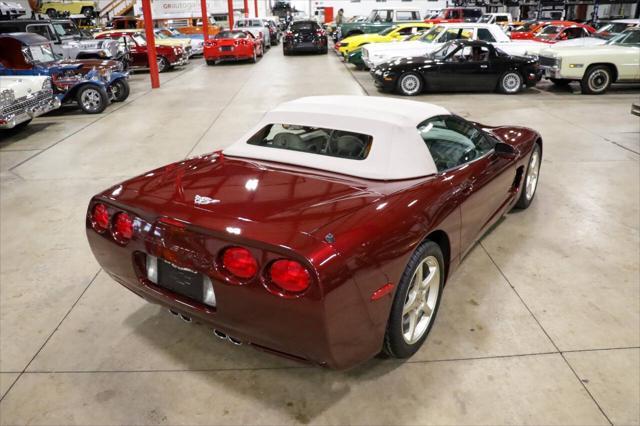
[283,20,328,55]
[371,40,542,96]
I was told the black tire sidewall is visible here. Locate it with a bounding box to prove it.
[110,79,129,102]
[383,241,445,359]
[157,57,168,73]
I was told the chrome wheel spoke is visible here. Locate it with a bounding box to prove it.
[401,255,441,345]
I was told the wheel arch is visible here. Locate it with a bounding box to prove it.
[420,229,451,283]
[587,62,618,81]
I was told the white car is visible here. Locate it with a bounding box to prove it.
[538,28,640,94]
[0,1,25,19]
[478,13,513,26]
[0,76,61,129]
[234,18,270,48]
[362,23,546,69]
[554,19,640,47]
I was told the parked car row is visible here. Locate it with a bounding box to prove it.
[335,20,640,96]
[0,75,60,129]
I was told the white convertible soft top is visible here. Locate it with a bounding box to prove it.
[223,96,447,180]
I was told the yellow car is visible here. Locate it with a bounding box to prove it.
[335,23,432,56]
[38,0,97,18]
[96,29,194,57]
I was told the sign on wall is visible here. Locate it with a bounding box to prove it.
[133,0,241,19]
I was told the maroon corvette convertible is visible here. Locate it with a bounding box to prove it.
[86,96,542,369]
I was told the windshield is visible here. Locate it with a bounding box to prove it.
[379,26,397,36]
[512,22,535,32]
[23,44,57,64]
[432,42,457,59]
[132,34,146,45]
[419,26,444,43]
[539,25,561,35]
[606,29,640,45]
[216,30,247,39]
[597,22,638,37]
[478,15,492,23]
[52,22,78,37]
[154,31,169,39]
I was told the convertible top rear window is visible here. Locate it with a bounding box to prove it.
[247,124,373,160]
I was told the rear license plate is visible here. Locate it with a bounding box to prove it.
[298,42,315,48]
[220,46,233,51]
[157,259,203,301]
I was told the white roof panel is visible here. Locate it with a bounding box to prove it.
[223,96,447,181]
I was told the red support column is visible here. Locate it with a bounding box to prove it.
[243,0,248,17]
[227,0,234,29]
[200,0,209,42]
[254,0,258,17]
[141,0,160,89]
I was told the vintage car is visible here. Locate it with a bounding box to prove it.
[152,29,194,56]
[97,29,193,58]
[95,31,188,73]
[371,40,541,95]
[0,33,129,113]
[0,20,123,64]
[283,20,327,55]
[85,95,542,369]
[234,18,271,48]
[477,13,513,27]
[508,20,580,40]
[362,23,546,70]
[338,9,422,40]
[157,27,205,55]
[0,75,60,129]
[553,19,640,47]
[0,1,26,20]
[335,22,432,56]
[538,27,640,94]
[37,0,97,17]
[531,22,595,44]
[204,30,263,65]
[423,7,483,25]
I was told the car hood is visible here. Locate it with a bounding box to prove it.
[59,58,122,72]
[539,43,628,57]
[102,152,385,236]
[342,33,388,45]
[552,37,607,47]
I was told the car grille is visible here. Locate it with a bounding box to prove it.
[1,89,53,116]
[538,56,557,67]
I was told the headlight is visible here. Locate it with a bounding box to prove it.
[0,89,16,108]
[41,77,52,91]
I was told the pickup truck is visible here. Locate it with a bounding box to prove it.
[338,9,422,39]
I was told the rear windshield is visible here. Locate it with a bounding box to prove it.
[247,124,372,160]
[291,22,318,31]
[216,30,247,39]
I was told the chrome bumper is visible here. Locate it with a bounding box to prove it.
[0,97,61,129]
[171,52,189,66]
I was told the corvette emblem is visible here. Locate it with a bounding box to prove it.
[194,195,219,205]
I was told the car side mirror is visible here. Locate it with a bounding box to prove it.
[494,142,517,158]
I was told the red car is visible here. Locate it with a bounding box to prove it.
[204,30,264,65]
[532,23,596,43]
[509,20,571,40]
[424,7,483,24]
[95,31,188,73]
[86,96,542,369]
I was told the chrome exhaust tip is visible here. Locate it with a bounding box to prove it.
[179,314,192,323]
[168,309,179,317]
[227,336,242,346]
[213,329,227,340]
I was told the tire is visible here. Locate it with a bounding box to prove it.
[76,85,108,114]
[396,72,423,96]
[580,65,612,95]
[383,241,445,359]
[157,56,170,73]
[283,48,290,56]
[206,59,216,66]
[46,8,56,18]
[550,78,570,86]
[321,47,328,54]
[251,48,257,63]
[498,71,523,94]
[515,143,541,209]
[109,79,129,102]
[81,6,94,17]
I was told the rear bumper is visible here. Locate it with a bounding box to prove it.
[0,96,61,129]
[284,38,327,52]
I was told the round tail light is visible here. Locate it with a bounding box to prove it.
[112,212,133,242]
[222,247,258,279]
[268,260,310,294]
[91,203,110,233]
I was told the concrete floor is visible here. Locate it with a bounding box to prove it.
[0,47,638,425]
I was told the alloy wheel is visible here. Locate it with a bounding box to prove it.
[81,89,103,112]
[402,256,440,344]
[525,148,540,201]
[502,72,522,93]
[400,74,421,96]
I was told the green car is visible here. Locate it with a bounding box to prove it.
[347,48,367,70]
[338,9,422,39]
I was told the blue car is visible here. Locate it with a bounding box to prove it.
[0,32,130,114]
